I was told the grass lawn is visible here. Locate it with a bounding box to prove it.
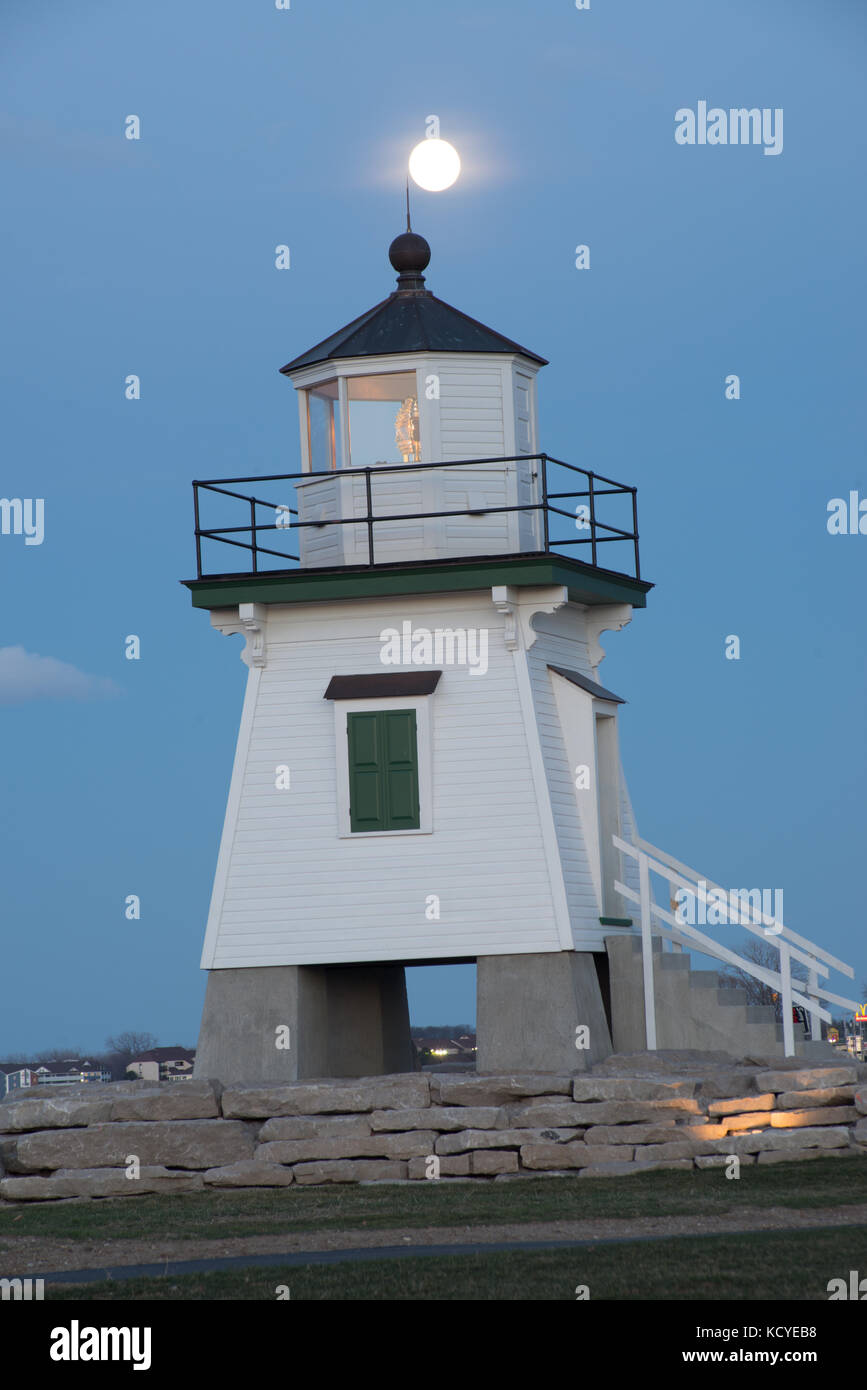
[44,1225,867,1300]
[1,1155,865,1243]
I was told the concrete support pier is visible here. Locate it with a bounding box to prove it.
[194,963,415,1084]
[476,950,613,1073]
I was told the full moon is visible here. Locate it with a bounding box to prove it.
[408,138,461,192]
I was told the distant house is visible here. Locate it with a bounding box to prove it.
[127,1047,196,1082]
[0,1060,112,1094]
[0,1064,34,1099]
[32,1060,111,1087]
[414,1034,477,1061]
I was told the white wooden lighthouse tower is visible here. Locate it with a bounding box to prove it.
[187,228,651,1083]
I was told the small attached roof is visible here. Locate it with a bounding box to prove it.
[324,672,442,700]
[548,665,625,704]
[281,229,547,375]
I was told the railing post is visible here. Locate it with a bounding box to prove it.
[807,959,821,1041]
[780,942,795,1057]
[364,467,374,566]
[588,472,597,566]
[193,484,202,578]
[631,488,640,579]
[250,498,258,573]
[638,850,657,1049]
[540,454,549,554]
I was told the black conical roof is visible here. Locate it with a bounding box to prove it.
[280,232,546,375]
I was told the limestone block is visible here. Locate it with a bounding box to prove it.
[471,1150,520,1175]
[643,1098,704,1115]
[579,1159,692,1178]
[707,1094,775,1117]
[584,1123,683,1146]
[110,1083,219,1122]
[855,1089,867,1116]
[567,1099,701,1124]
[855,1118,867,1144]
[370,1107,500,1132]
[0,1166,204,1200]
[204,1160,294,1187]
[430,1075,573,1107]
[768,1106,858,1128]
[407,1154,471,1179]
[713,1126,850,1156]
[776,1087,857,1110]
[10,1119,253,1172]
[695,1072,767,1099]
[255,1131,437,1163]
[0,1096,113,1132]
[222,1075,430,1118]
[571,1077,697,1102]
[520,1142,628,1170]
[435,1127,581,1156]
[258,1115,372,1141]
[757,1148,861,1165]
[754,1067,858,1093]
[632,1140,715,1161]
[694,1154,756,1168]
[680,1123,730,1141]
[578,1161,648,1178]
[496,1103,588,1130]
[292,1159,408,1184]
[720,1112,779,1134]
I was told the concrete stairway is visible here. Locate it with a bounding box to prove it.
[605,935,837,1059]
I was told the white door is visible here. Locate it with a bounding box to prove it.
[513,371,540,550]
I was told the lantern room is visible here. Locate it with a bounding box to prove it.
[279,229,548,568]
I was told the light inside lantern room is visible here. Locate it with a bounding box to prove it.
[306,372,421,470]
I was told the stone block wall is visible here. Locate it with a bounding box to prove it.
[1,1062,866,1200]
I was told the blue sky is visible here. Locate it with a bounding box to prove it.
[1,0,865,1055]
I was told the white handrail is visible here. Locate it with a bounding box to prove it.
[614,881,833,1025]
[634,836,855,978]
[612,835,858,1056]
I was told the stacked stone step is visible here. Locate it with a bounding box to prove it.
[0,1064,865,1199]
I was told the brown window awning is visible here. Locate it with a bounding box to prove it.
[548,665,625,704]
[324,672,442,700]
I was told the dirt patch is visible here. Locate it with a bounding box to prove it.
[3,1203,867,1278]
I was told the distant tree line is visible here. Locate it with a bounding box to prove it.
[410,1024,475,1039]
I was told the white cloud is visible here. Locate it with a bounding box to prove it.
[0,647,121,705]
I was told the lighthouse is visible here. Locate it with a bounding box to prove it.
[186,228,651,1084]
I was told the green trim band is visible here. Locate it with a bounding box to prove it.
[183,554,651,611]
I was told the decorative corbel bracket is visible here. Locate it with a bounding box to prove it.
[586,603,633,675]
[492,584,569,651]
[210,602,268,669]
[491,585,519,650]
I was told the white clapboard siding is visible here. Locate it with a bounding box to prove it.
[616,764,641,915]
[202,593,563,968]
[437,365,505,461]
[524,609,618,950]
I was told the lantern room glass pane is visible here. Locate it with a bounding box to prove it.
[307,380,339,471]
[346,372,420,468]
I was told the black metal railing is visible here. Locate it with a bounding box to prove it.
[192,454,640,581]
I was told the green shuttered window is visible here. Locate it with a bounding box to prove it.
[347,709,420,832]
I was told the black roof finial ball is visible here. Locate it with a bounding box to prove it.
[388,230,431,294]
[389,231,431,274]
